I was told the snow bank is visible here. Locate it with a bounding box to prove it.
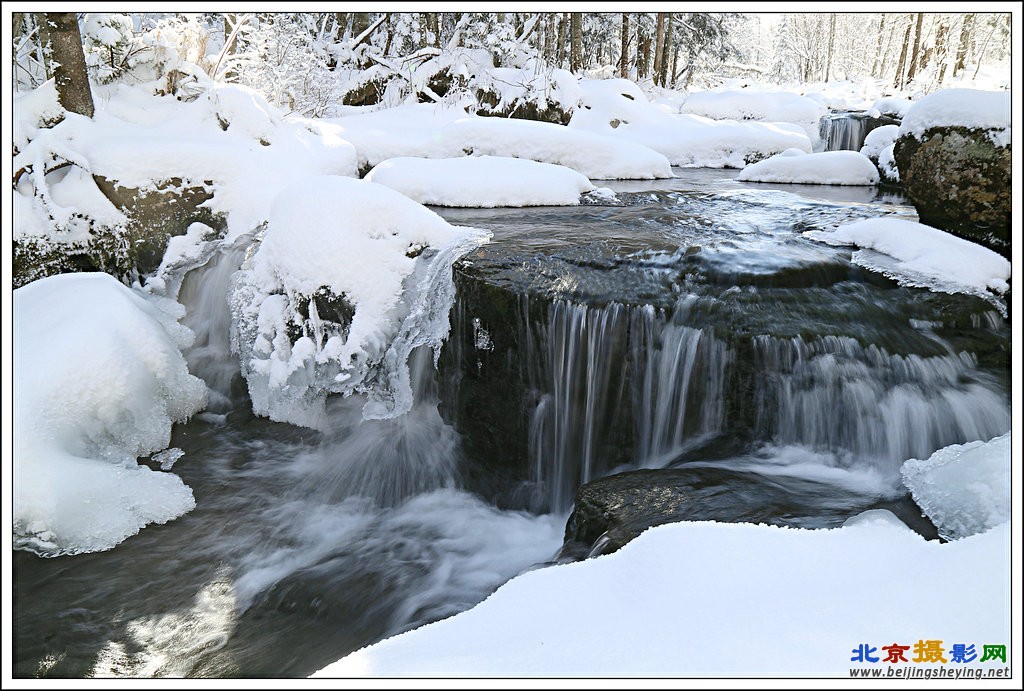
[329,102,672,180]
[14,273,208,556]
[365,155,595,207]
[15,82,359,245]
[738,149,879,185]
[447,116,672,180]
[315,514,1009,677]
[805,218,1011,296]
[902,433,1010,542]
[680,89,826,145]
[230,176,488,427]
[898,89,1010,144]
[570,79,812,168]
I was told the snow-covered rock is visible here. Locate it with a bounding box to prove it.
[680,89,826,146]
[893,89,1010,256]
[230,175,489,428]
[365,155,596,207]
[571,79,812,168]
[901,433,1010,541]
[859,124,900,184]
[805,217,1011,303]
[14,272,208,556]
[737,149,879,185]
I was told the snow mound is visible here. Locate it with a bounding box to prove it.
[805,218,1011,297]
[680,89,826,144]
[230,175,489,427]
[14,79,64,153]
[365,155,595,207]
[859,124,900,182]
[570,80,812,168]
[329,103,671,180]
[447,116,672,180]
[315,517,1009,677]
[738,149,879,185]
[870,96,914,119]
[902,433,1010,541]
[898,89,1010,143]
[14,273,207,556]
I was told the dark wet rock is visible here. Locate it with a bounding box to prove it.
[558,466,939,559]
[893,126,1010,257]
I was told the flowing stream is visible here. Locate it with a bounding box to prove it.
[13,168,1009,678]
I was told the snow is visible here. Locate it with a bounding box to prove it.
[570,79,812,168]
[13,79,63,153]
[738,149,879,185]
[898,89,1010,142]
[329,102,673,180]
[870,96,914,119]
[902,433,1010,542]
[14,82,359,246]
[315,513,1009,677]
[364,155,596,207]
[13,273,208,556]
[229,175,489,427]
[679,88,826,145]
[805,218,1011,297]
[859,124,900,182]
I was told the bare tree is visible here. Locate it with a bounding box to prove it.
[619,13,630,77]
[824,13,836,81]
[906,12,924,83]
[893,21,911,89]
[658,13,673,86]
[652,12,666,85]
[570,12,582,72]
[45,12,93,117]
[954,13,975,76]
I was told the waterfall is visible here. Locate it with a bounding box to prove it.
[525,297,730,512]
[819,113,870,151]
[752,334,1010,475]
[177,244,251,412]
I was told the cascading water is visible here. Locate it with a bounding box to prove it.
[751,334,1009,477]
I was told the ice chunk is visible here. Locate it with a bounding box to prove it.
[901,433,1010,541]
[14,273,208,556]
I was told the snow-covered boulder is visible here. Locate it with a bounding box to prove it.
[893,89,1010,257]
[859,124,900,185]
[365,155,596,207]
[737,149,879,185]
[230,175,489,428]
[14,272,208,556]
[901,433,1010,541]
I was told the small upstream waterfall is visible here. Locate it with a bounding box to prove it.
[526,297,731,512]
[752,334,1010,475]
[819,112,871,151]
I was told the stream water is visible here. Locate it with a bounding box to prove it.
[12,168,1010,678]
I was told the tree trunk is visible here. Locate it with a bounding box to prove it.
[935,22,949,84]
[652,13,666,85]
[871,15,886,77]
[906,12,924,83]
[954,13,975,76]
[544,14,555,62]
[556,13,568,67]
[658,13,673,87]
[570,12,583,72]
[619,13,630,78]
[637,21,651,78]
[893,22,911,89]
[45,13,93,118]
[825,14,836,81]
